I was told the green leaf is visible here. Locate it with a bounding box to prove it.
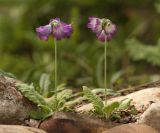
[16,82,73,119]
[103,102,119,117]
[16,82,47,106]
[65,97,86,107]
[16,82,54,119]
[49,83,66,93]
[29,105,53,120]
[57,83,66,91]
[48,89,72,111]
[0,69,16,78]
[91,88,119,96]
[39,73,50,96]
[29,110,44,120]
[83,86,104,115]
[118,98,132,110]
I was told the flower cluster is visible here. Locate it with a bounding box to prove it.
[87,17,117,42]
[36,17,117,42]
[36,18,73,41]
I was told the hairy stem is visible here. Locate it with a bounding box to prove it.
[104,40,107,104]
[54,39,58,97]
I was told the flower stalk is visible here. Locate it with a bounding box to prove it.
[36,18,73,97]
[87,16,117,104]
[104,40,107,104]
[54,39,57,96]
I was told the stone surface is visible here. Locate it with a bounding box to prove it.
[102,124,158,133]
[76,87,160,113]
[0,76,36,124]
[137,102,160,132]
[39,112,119,133]
[0,125,46,133]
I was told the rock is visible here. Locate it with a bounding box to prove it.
[25,119,40,128]
[39,112,119,133]
[40,118,82,133]
[0,76,36,124]
[76,87,160,113]
[0,125,46,133]
[102,124,158,133]
[137,102,160,132]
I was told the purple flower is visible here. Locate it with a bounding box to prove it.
[87,17,101,33]
[36,25,52,41]
[87,17,117,42]
[36,18,73,41]
[50,18,73,40]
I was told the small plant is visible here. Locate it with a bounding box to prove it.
[36,18,73,97]
[15,16,127,121]
[15,72,121,119]
[16,81,72,119]
[83,86,132,118]
[31,18,74,119]
[87,17,117,103]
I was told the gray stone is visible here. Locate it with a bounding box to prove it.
[137,102,160,132]
[0,76,36,124]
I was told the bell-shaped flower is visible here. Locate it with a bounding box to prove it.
[50,18,73,40]
[36,18,73,41]
[87,17,117,42]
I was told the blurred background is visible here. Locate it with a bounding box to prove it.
[0,0,160,90]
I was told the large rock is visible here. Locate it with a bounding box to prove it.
[0,76,36,124]
[137,102,160,132]
[102,124,158,133]
[76,87,160,112]
[0,125,46,133]
[39,112,119,133]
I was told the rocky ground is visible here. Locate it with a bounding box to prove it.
[0,75,160,133]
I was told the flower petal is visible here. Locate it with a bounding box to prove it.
[97,30,107,42]
[63,24,73,38]
[52,23,73,40]
[36,24,52,41]
[87,17,101,33]
[106,33,113,41]
[105,23,117,35]
[50,18,60,24]
[94,21,103,35]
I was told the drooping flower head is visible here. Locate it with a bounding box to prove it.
[36,18,73,41]
[87,17,117,42]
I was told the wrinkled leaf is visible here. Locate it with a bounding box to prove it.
[16,82,47,106]
[65,96,86,107]
[118,98,132,110]
[83,86,104,115]
[48,89,72,111]
[103,101,119,117]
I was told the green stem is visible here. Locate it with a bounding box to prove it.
[54,39,57,97]
[104,40,107,105]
